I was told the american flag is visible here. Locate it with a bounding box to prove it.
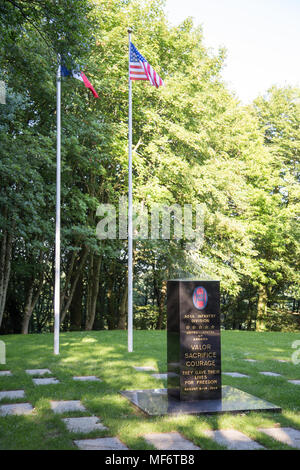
[129,42,164,88]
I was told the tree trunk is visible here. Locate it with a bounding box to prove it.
[60,250,76,311]
[156,280,167,329]
[60,246,89,323]
[106,263,116,330]
[21,273,44,334]
[117,283,128,329]
[246,299,253,330]
[256,284,268,331]
[69,272,83,331]
[85,253,102,330]
[0,229,13,328]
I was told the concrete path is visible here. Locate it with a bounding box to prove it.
[0,390,25,400]
[50,400,86,414]
[0,403,33,416]
[222,372,250,378]
[204,429,264,450]
[143,432,200,450]
[0,371,12,376]
[259,372,281,377]
[25,369,52,376]
[33,378,60,385]
[63,416,107,433]
[258,427,300,449]
[74,437,128,450]
[151,373,168,380]
[72,376,102,382]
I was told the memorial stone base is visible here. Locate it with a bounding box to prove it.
[121,280,281,416]
[120,386,281,416]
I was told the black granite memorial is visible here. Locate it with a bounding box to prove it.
[167,280,221,401]
[121,279,281,416]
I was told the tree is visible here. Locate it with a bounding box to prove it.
[251,87,300,330]
[1,0,299,334]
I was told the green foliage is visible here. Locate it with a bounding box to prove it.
[134,305,164,330]
[259,309,300,332]
[0,0,95,60]
[0,0,299,333]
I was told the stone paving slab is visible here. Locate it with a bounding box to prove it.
[222,372,250,378]
[0,403,33,416]
[151,373,168,380]
[25,369,52,376]
[0,371,12,376]
[288,380,300,385]
[133,366,156,372]
[258,427,300,449]
[204,429,265,450]
[74,437,128,450]
[276,359,288,363]
[50,400,87,414]
[259,372,281,377]
[244,359,257,363]
[63,416,107,433]
[143,432,200,450]
[0,390,25,401]
[33,378,60,385]
[72,376,102,382]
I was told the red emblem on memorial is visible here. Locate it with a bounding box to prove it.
[193,286,208,310]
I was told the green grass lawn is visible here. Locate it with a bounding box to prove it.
[0,330,300,450]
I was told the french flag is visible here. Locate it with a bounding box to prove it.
[61,65,99,98]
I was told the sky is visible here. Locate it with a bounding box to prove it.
[164,0,300,103]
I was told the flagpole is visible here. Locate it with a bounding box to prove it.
[128,29,133,353]
[54,54,61,355]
